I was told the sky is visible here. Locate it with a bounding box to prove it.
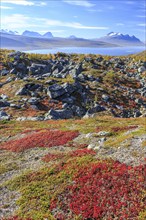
[0,0,146,41]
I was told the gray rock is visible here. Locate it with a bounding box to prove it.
[63,83,76,94]
[10,68,17,74]
[87,105,106,114]
[47,84,66,99]
[1,69,9,76]
[0,100,10,108]
[15,87,29,96]
[0,111,10,120]
[45,108,73,120]
[138,66,146,73]
[102,94,110,102]
[1,94,8,100]
[28,97,40,105]
[71,105,86,117]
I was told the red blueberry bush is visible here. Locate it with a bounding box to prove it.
[111,125,138,132]
[50,160,146,219]
[0,130,79,152]
[42,153,64,162]
[69,148,96,157]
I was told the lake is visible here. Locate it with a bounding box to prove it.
[24,46,145,56]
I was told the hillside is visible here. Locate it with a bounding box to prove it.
[0,50,146,220]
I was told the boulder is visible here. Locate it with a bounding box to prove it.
[0,100,10,108]
[15,87,29,96]
[0,111,10,120]
[1,69,9,76]
[47,84,66,99]
[45,109,73,120]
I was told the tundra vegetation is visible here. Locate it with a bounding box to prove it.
[0,49,146,220]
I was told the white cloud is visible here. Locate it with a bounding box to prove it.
[63,0,95,7]
[116,23,124,26]
[137,23,146,27]
[125,1,136,4]
[1,0,34,6]
[87,9,103,12]
[0,5,13,9]
[2,14,37,29]
[108,6,115,10]
[1,0,47,6]
[137,15,145,18]
[1,14,109,31]
[44,19,109,30]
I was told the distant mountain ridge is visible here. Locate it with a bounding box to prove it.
[0,29,54,39]
[97,32,144,46]
[0,29,144,50]
[0,29,19,35]
[22,30,54,38]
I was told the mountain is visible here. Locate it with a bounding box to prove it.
[22,30,42,38]
[68,35,78,39]
[98,32,144,46]
[0,32,117,50]
[43,32,53,38]
[0,29,19,35]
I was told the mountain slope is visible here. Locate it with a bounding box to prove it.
[0,32,117,50]
[98,32,144,46]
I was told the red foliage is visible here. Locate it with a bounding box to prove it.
[42,153,64,162]
[0,130,79,152]
[112,125,138,132]
[50,160,146,219]
[69,149,96,157]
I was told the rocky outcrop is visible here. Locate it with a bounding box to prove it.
[0,51,146,120]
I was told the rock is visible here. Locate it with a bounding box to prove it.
[0,111,10,120]
[47,84,66,99]
[28,97,40,105]
[15,87,29,96]
[10,103,21,109]
[62,83,76,94]
[10,68,17,74]
[1,69,9,76]
[138,66,146,73]
[69,63,82,78]
[0,100,10,108]
[1,94,8,100]
[97,131,110,136]
[45,109,73,120]
[16,116,44,121]
[87,104,106,114]
[102,94,110,102]
[71,105,86,117]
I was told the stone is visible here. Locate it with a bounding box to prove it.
[138,66,146,73]
[28,97,40,105]
[47,84,66,99]
[15,87,29,96]
[1,69,9,76]
[97,131,110,136]
[0,111,10,120]
[45,109,73,120]
[0,100,10,108]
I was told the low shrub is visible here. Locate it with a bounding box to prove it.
[0,129,79,152]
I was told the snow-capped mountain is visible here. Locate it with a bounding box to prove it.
[0,29,19,35]
[98,32,144,46]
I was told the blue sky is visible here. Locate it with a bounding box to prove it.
[1,0,146,41]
